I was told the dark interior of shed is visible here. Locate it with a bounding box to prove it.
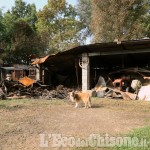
[44,52,150,89]
[90,52,150,89]
[43,39,150,89]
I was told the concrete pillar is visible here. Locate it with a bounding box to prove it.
[81,53,90,91]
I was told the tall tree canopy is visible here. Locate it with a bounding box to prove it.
[0,9,5,64]
[0,0,44,65]
[11,0,37,29]
[36,0,85,54]
[78,0,150,43]
[7,20,44,65]
[77,0,91,37]
[0,0,85,64]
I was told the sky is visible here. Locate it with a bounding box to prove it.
[0,0,77,12]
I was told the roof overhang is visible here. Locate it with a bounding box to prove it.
[51,39,150,56]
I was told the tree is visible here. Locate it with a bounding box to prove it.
[0,9,10,65]
[0,9,5,64]
[0,9,4,45]
[6,20,44,65]
[36,0,85,54]
[143,1,150,38]
[0,0,45,65]
[90,0,150,43]
[77,0,92,37]
[11,0,37,29]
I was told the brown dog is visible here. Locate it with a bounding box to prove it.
[69,91,91,108]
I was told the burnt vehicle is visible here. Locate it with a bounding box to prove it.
[108,67,150,92]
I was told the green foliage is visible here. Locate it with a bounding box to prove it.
[77,0,92,36]
[112,126,150,150]
[0,0,86,64]
[0,0,45,65]
[7,20,44,64]
[36,0,85,54]
[2,12,15,43]
[0,10,8,64]
[0,12,16,65]
[11,0,26,18]
[77,0,150,43]
[0,9,4,42]
[11,0,37,29]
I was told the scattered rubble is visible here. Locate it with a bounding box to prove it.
[93,75,150,101]
[94,86,136,100]
[0,74,150,101]
[0,88,6,99]
[0,77,72,100]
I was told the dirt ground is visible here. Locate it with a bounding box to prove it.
[0,98,150,150]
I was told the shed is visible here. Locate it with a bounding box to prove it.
[41,39,150,90]
[0,65,37,81]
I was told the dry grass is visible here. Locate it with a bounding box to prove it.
[93,98,150,113]
[0,98,150,150]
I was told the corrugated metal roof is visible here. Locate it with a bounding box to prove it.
[54,39,150,56]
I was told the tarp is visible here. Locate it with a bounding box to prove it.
[18,76,36,87]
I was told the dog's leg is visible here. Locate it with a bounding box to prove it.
[88,98,91,108]
[75,102,78,108]
[84,102,88,108]
[88,101,91,108]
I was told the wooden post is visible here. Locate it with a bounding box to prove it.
[81,53,90,91]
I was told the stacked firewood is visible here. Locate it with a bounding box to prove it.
[40,85,72,100]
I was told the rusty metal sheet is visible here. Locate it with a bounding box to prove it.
[32,55,49,65]
[18,76,36,87]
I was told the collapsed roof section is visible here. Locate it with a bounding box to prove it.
[32,55,50,65]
